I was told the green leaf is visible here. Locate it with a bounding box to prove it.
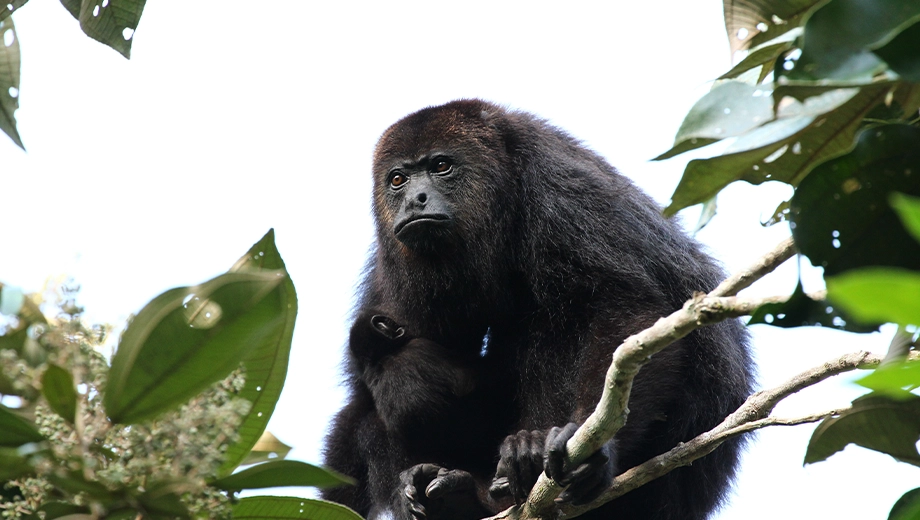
[654,81,774,161]
[873,21,920,82]
[891,192,920,242]
[749,282,877,332]
[858,360,920,395]
[0,1,28,23]
[722,0,826,55]
[41,364,78,423]
[890,488,920,520]
[827,268,920,326]
[718,31,799,83]
[240,431,292,466]
[61,0,147,59]
[790,124,920,276]
[217,229,298,476]
[211,460,354,491]
[786,0,920,81]
[805,393,920,466]
[0,447,33,480]
[0,404,44,447]
[104,270,286,424]
[0,15,23,150]
[664,84,889,215]
[233,497,363,520]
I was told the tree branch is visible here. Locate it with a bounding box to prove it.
[486,238,800,520]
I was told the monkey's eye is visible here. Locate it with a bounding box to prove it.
[431,159,452,174]
[390,172,408,188]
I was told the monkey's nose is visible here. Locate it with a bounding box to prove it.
[416,192,428,204]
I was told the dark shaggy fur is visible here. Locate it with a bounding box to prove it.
[322,99,753,520]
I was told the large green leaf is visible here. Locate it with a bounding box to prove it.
[654,81,774,160]
[664,85,885,215]
[890,488,920,520]
[41,364,78,423]
[60,0,147,59]
[104,270,286,424]
[790,124,920,276]
[749,282,877,332]
[722,0,826,55]
[217,229,298,476]
[827,268,920,326]
[21,502,90,520]
[0,404,43,447]
[786,0,920,81]
[805,393,920,466]
[0,15,23,149]
[233,497,363,520]
[211,460,354,491]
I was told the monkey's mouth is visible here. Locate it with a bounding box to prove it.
[394,214,452,242]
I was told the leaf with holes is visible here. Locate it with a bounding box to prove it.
[722,0,824,55]
[41,364,78,423]
[784,0,920,81]
[0,1,28,23]
[216,229,298,476]
[790,124,920,276]
[61,0,148,59]
[0,15,23,149]
[664,84,880,215]
[749,282,877,332]
[654,81,774,161]
[233,497,363,520]
[827,268,920,327]
[805,393,920,466]
[211,460,354,491]
[104,270,286,424]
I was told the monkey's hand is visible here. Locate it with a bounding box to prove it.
[489,424,614,506]
[489,429,547,504]
[398,464,489,520]
[544,422,614,505]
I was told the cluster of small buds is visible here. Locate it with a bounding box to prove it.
[1,285,251,519]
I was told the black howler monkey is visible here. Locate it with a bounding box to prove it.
[322,100,753,520]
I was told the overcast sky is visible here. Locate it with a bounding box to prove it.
[2,2,914,518]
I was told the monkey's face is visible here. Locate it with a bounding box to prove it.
[372,101,513,256]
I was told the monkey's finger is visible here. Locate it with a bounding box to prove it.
[544,423,579,483]
[489,476,511,498]
[407,498,427,520]
[426,469,474,499]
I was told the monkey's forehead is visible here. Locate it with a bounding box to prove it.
[374,99,505,164]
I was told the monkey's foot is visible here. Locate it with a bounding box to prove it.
[398,464,489,520]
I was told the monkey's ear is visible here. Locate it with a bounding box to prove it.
[371,315,405,340]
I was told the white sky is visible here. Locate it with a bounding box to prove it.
[1,2,915,518]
